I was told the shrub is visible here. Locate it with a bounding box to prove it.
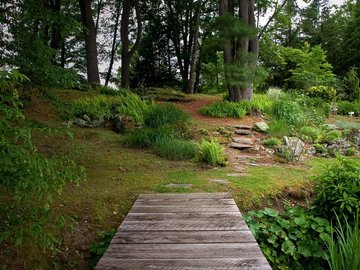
[199,101,247,118]
[324,130,342,142]
[272,100,305,126]
[312,158,360,226]
[123,126,175,148]
[0,71,85,251]
[337,101,360,116]
[325,215,360,270]
[153,138,198,160]
[267,87,283,100]
[263,137,282,148]
[268,120,290,138]
[345,147,357,156]
[313,143,328,155]
[144,103,190,128]
[67,92,148,124]
[197,139,226,166]
[306,85,336,101]
[299,126,324,143]
[335,120,357,130]
[245,207,332,269]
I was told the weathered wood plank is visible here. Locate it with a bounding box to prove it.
[138,193,231,199]
[102,243,265,259]
[124,212,242,221]
[119,220,247,231]
[130,205,240,213]
[134,198,236,206]
[96,258,271,270]
[111,230,257,244]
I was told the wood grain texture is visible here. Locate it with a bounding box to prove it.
[96,193,271,270]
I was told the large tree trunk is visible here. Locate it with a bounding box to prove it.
[79,0,100,85]
[105,0,121,86]
[186,0,201,94]
[121,0,142,89]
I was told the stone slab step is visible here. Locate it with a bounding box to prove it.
[233,124,252,130]
[235,130,252,135]
[229,143,254,150]
[232,138,253,145]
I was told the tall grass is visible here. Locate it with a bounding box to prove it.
[325,215,360,270]
[144,103,190,128]
[123,126,175,148]
[197,139,226,166]
[153,138,198,160]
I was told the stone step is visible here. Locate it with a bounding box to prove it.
[232,137,253,145]
[229,142,254,150]
[235,129,252,135]
[233,124,252,130]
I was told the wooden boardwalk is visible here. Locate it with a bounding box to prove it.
[96,193,271,270]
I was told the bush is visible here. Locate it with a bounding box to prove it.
[345,147,357,156]
[199,101,247,118]
[306,85,336,101]
[325,215,360,270]
[268,120,290,138]
[313,143,328,155]
[197,139,226,166]
[299,126,324,143]
[145,103,190,128]
[272,100,305,126]
[324,130,342,142]
[245,207,332,269]
[153,138,198,160]
[123,126,175,148]
[337,101,360,116]
[67,92,148,124]
[267,87,283,100]
[263,137,282,148]
[0,71,85,251]
[312,158,360,226]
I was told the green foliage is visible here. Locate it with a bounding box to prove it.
[123,126,175,148]
[263,137,282,148]
[337,101,360,116]
[345,147,357,156]
[144,103,190,128]
[313,143,329,155]
[153,138,198,160]
[299,126,324,143]
[200,95,273,118]
[304,97,331,125]
[272,100,305,126]
[245,207,332,270]
[67,92,148,124]
[306,85,336,101]
[0,71,85,250]
[197,139,226,166]
[267,87,283,100]
[324,130,342,142]
[199,101,247,118]
[268,120,290,138]
[89,229,116,268]
[343,67,360,102]
[325,215,360,270]
[312,158,360,226]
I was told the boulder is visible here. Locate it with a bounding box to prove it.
[283,136,305,158]
[253,122,269,133]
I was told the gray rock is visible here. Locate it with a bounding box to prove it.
[164,183,193,188]
[307,147,316,155]
[74,118,92,127]
[227,173,245,177]
[234,124,252,130]
[112,115,132,133]
[235,129,252,135]
[230,142,254,150]
[62,121,72,128]
[266,148,275,157]
[92,119,104,127]
[323,124,337,130]
[283,136,305,158]
[232,137,253,144]
[253,122,269,133]
[83,114,91,122]
[210,179,229,185]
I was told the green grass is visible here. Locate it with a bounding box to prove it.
[197,139,226,166]
[144,103,190,128]
[153,138,198,160]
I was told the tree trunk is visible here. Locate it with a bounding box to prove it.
[121,0,142,89]
[186,0,201,94]
[105,0,121,86]
[79,0,100,85]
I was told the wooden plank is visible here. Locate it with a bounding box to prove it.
[111,230,257,244]
[138,193,231,199]
[134,198,236,206]
[123,212,242,221]
[130,205,239,213]
[102,243,265,259]
[96,258,271,270]
[119,220,247,231]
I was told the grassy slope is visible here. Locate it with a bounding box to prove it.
[8,89,360,269]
